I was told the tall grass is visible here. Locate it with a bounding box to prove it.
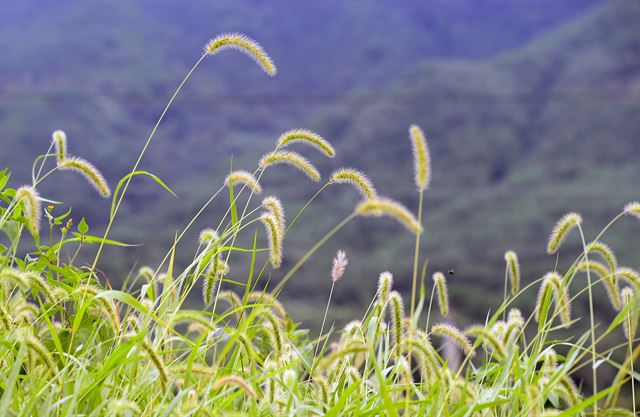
[0,33,638,416]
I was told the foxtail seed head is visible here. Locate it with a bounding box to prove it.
[615,266,640,286]
[51,130,67,165]
[389,291,405,353]
[224,170,262,194]
[14,185,41,235]
[108,400,142,416]
[331,250,348,282]
[464,325,506,358]
[260,213,282,269]
[432,272,449,317]
[535,272,571,326]
[504,250,520,296]
[578,260,621,310]
[138,266,154,282]
[546,212,582,254]
[624,201,640,220]
[377,271,393,309]
[262,196,285,234]
[199,228,220,246]
[260,150,321,182]
[355,197,423,234]
[331,168,377,199]
[213,375,258,399]
[431,323,475,358]
[202,264,218,305]
[205,33,276,76]
[277,129,335,158]
[409,124,431,191]
[247,292,288,319]
[586,241,617,272]
[59,157,111,198]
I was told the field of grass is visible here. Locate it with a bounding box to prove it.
[0,33,639,416]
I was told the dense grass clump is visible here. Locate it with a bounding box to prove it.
[0,33,638,417]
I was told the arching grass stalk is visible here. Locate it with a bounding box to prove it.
[410,188,424,327]
[272,213,356,296]
[218,182,331,306]
[625,304,636,415]
[577,224,598,417]
[91,53,208,271]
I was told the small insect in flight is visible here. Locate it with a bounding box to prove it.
[448,268,455,276]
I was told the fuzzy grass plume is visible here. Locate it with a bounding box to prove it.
[260,150,321,182]
[409,124,431,191]
[277,129,335,158]
[260,213,282,268]
[51,130,67,164]
[225,170,262,194]
[261,196,285,233]
[331,250,348,282]
[58,157,111,198]
[432,271,449,317]
[623,201,640,220]
[504,250,520,296]
[330,168,377,199]
[14,185,41,235]
[547,212,582,254]
[205,32,276,76]
[355,197,423,234]
[535,272,572,326]
[431,323,475,358]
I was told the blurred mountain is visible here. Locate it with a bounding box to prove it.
[1,0,638,326]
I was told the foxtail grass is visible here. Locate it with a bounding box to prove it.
[0,31,637,417]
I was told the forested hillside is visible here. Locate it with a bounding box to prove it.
[2,0,638,327]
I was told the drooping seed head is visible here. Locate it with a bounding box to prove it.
[59,157,111,198]
[578,260,621,310]
[546,212,582,254]
[260,150,321,182]
[585,241,617,272]
[262,196,285,234]
[431,323,475,357]
[355,197,423,234]
[14,185,41,235]
[51,130,67,165]
[623,201,640,220]
[205,33,276,76]
[277,129,335,158]
[224,170,262,194]
[213,375,258,399]
[260,213,282,269]
[504,250,520,296]
[247,292,288,319]
[508,308,523,322]
[108,400,142,416]
[615,266,640,287]
[330,168,377,199]
[331,250,348,282]
[409,124,431,191]
[199,228,220,246]
[464,325,506,358]
[535,272,571,326]
[432,272,449,317]
[138,266,154,282]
